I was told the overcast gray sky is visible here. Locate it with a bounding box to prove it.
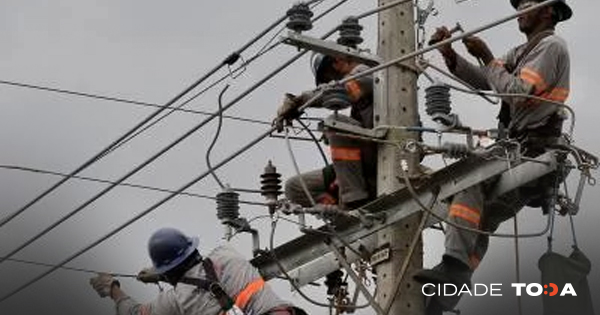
[0,1,598,314]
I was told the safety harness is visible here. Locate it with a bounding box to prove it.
[178,258,266,314]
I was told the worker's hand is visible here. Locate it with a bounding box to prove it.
[429,26,454,56]
[274,93,302,132]
[90,273,119,298]
[137,267,163,284]
[462,36,494,65]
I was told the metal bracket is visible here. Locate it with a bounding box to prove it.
[252,151,559,287]
[320,116,387,139]
[282,31,381,67]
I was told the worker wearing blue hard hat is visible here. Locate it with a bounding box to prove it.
[90,228,307,315]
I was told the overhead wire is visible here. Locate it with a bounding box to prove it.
[206,85,230,189]
[100,0,346,157]
[0,0,355,299]
[0,5,294,230]
[2,256,137,279]
[0,79,272,125]
[0,127,276,303]
[0,164,267,206]
[0,0,348,270]
[268,218,372,310]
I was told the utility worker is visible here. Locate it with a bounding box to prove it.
[90,228,306,315]
[415,0,572,313]
[276,54,376,210]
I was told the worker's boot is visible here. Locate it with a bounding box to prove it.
[413,255,473,311]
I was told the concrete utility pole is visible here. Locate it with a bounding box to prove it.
[375,0,423,314]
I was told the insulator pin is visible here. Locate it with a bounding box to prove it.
[216,189,240,223]
[261,161,282,201]
[286,3,314,33]
[337,17,363,48]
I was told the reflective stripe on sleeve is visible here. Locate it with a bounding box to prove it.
[330,147,361,161]
[449,203,481,225]
[235,278,266,310]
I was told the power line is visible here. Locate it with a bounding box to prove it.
[0,164,267,206]
[0,4,342,280]
[0,127,275,303]
[0,8,289,230]
[0,1,351,301]
[3,256,137,279]
[100,0,349,158]
[0,79,272,125]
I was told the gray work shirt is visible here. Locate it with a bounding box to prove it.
[453,34,570,133]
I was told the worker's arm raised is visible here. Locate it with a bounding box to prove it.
[484,37,570,106]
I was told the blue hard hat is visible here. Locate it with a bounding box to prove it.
[510,0,572,22]
[148,228,199,274]
[312,53,335,85]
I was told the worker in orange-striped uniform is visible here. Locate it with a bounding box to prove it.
[90,228,306,315]
[415,0,572,313]
[276,54,376,210]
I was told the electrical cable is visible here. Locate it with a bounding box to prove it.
[0,164,267,206]
[2,256,137,279]
[383,202,434,315]
[0,13,346,298]
[268,218,371,310]
[297,118,329,167]
[0,127,275,303]
[285,127,317,207]
[0,24,328,268]
[0,79,272,125]
[102,0,349,157]
[513,210,523,315]
[336,0,562,89]
[420,60,500,105]
[397,151,556,238]
[206,85,230,189]
[0,5,296,230]
[443,87,576,139]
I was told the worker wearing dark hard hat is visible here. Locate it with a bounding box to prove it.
[90,228,306,315]
[276,53,376,210]
[415,0,572,313]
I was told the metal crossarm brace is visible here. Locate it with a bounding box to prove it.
[281,32,382,67]
[252,151,558,286]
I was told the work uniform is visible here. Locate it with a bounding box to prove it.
[114,245,292,315]
[285,64,376,207]
[445,32,570,269]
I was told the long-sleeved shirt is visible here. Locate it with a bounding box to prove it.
[453,33,570,133]
[114,246,290,315]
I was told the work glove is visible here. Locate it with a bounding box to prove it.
[137,267,163,284]
[90,273,119,298]
[429,26,454,56]
[276,93,301,119]
[462,36,494,65]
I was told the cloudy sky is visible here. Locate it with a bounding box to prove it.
[0,1,598,314]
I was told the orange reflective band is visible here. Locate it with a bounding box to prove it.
[449,204,481,225]
[331,147,361,161]
[318,193,337,205]
[235,278,265,310]
[520,67,547,92]
[345,80,362,101]
[540,87,570,102]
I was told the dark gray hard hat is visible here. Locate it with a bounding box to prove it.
[312,53,335,85]
[510,0,572,22]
